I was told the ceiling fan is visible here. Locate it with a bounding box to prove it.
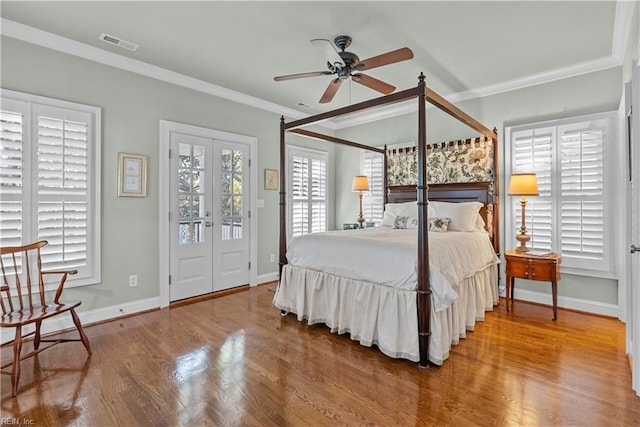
[274,35,414,104]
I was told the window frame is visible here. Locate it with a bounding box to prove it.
[0,88,101,289]
[505,111,616,278]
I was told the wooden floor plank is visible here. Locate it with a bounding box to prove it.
[1,286,639,426]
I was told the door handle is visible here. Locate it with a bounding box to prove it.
[632,244,640,254]
[205,221,212,227]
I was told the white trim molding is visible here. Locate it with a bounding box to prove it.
[1,297,160,345]
[1,17,626,131]
[612,0,637,63]
[513,289,620,319]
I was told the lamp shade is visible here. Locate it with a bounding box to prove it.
[352,175,369,192]
[508,173,539,196]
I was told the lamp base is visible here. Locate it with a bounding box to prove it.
[515,233,531,253]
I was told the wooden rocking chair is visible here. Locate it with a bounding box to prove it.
[0,241,92,397]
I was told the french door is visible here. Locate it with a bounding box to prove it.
[169,132,250,301]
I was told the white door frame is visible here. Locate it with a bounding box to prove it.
[159,120,258,308]
[631,54,640,396]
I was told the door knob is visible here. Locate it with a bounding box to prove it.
[632,244,640,254]
[205,221,212,227]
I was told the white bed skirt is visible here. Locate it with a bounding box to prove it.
[273,264,499,365]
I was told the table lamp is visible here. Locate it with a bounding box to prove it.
[508,173,539,252]
[352,175,369,229]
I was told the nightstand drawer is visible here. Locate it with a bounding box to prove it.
[505,257,559,282]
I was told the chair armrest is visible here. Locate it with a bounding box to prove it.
[42,270,78,303]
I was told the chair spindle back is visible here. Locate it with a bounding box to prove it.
[0,241,48,315]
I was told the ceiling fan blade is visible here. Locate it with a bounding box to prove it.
[354,47,414,71]
[319,78,343,104]
[351,73,395,95]
[311,39,346,67]
[274,71,333,81]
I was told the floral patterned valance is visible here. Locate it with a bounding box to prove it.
[387,136,494,186]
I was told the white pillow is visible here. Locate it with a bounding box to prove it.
[429,201,483,232]
[475,213,487,232]
[385,201,418,218]
[381,210,396,227]
[385,201,435,219]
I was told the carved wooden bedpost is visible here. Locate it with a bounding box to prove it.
[383,144,388,205]
[416,73,431,369]
[492,127,500,257]
[278,116,288,280]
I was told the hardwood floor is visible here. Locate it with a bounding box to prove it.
[1,285,639,426]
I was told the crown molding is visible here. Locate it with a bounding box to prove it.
[0,18,309,123]
[612,0,636,62]
[0,17,625,131]
[332,56,621,129]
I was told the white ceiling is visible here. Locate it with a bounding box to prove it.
[0,1,634,127]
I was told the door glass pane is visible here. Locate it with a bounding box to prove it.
[178,195,190,220]
[178,143,206,244]
[192,170,201,192]
[232,196,242,216]
[221,149,243,240]
[222,173,231,194]
[193,145,204,168]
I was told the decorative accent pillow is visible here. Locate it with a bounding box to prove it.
[393,216,418,229]
[381,211,397,227]
[429,217,451,232]
[429,201,483,232]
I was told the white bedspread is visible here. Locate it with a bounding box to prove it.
[286,227,499,312]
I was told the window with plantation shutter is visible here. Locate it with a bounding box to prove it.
[361,150,384,225]
[287,146,328,240]
[506,112,613,276]
[0,89,101,287]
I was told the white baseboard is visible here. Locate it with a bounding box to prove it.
[256,272,278,285]
[1,297,160,345]
[513,288,620,318]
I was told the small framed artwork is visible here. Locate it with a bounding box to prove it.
[117,152,148,197]
[265,169,278,190]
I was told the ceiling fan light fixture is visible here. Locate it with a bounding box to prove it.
[274,35,414,104]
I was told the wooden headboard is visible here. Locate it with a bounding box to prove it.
[387,182,499,254]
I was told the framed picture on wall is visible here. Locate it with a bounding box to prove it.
[265,169,278,190]
[117,152,148,197]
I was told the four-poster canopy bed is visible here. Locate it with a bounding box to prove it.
[274,73,500,367]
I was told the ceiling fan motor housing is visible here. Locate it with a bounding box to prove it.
[327,50,360,79]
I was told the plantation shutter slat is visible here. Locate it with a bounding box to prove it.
[0,104,26,248]
[288,148,328,239]
[35,106,91,272]
[512,127,554,252]
[361,151,384,224]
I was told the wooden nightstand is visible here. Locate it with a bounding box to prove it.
[505,249,562,320]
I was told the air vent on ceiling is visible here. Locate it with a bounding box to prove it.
[99,33,139,52]
[295,102,313,109]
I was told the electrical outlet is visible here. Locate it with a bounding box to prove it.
[129,274,138,287]
[270,254,275,263]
